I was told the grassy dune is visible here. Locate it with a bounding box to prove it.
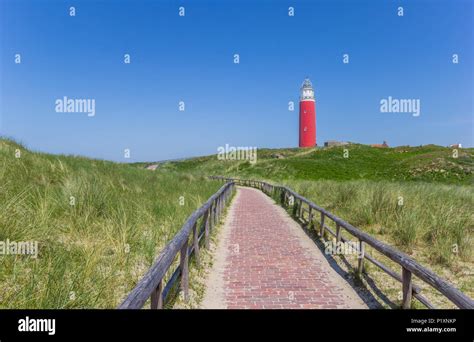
[0,139,221,308]
[162,144,474,184]
[286,180,473,265]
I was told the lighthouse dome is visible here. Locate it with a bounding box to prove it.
[301,78,313,89]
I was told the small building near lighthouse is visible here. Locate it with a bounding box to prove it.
[299,78,316,147]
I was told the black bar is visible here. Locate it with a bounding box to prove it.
[0,309,471,341]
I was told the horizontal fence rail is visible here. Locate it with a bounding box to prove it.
[119,181,235,309]
[209,176,474,310]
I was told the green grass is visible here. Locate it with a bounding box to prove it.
[159,144,474,184]
[0,139,221,308]
[284,179,473,265]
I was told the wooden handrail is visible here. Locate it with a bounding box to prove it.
[119,181,235,309]
[210,176,474,309]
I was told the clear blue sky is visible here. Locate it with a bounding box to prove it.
[1,0,473,162]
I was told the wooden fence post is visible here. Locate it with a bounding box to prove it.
[150,280,163,309]
[213,201,217,226]
[204,209,211,249]
[357,240,365,276]
[320,212,325,238]
[192,222,200,266]
[180,240,189,302]
[308,206,313,228]
[402,267,413,309]
[336,223,341,243]
[292,199,298,217]
[209,202,214,228]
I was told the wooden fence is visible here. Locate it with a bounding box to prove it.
[118,181,235,309]
[209,176,474,309]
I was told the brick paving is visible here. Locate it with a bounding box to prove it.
[202,187,367,309]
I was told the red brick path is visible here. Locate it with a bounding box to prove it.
[222,187,363,309]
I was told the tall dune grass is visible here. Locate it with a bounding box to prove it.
[285,179,473,265]
[0,139,221,308]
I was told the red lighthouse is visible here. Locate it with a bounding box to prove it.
[299,78,316,147]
